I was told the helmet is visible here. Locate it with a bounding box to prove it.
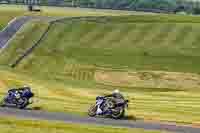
[23,85,29,88]
[113,89,120,94]
[23,85,30,90]
[10,87,15,90]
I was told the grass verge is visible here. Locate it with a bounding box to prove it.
[0,116,170,133]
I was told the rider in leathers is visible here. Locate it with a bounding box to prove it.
[96,89,124,115]
[8,86,31,100]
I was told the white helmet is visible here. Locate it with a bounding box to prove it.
[113,89,120,94]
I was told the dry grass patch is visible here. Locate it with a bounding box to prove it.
[95,70,200,89]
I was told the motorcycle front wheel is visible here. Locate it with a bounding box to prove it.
[111,107,125,119]
[16,97,28,109]
[88,104,97,117]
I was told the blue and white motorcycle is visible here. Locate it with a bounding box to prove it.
[88,96,129,119]
[0,88,34,109]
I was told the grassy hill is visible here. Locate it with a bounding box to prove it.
[1,14,200,124]
[2,15,200,74]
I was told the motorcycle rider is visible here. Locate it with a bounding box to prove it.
[8,87,20,99]
[8,86,31,100]
[104,89,124,100]
[96,89,124,115]
[18,86,31,93]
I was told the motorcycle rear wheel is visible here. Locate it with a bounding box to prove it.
[88,104,97,117]
[0,100,6,107]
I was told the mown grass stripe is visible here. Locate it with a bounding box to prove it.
[172,24,193,46]
[95,24,124,48]
[107,24,134,48]
[47,22,74,50]
[151,23,175,45]
[160,23,180,48]
[91,24,116,48]
[131,23,155,47]
[79,22,101,46]
[139,23,165,48]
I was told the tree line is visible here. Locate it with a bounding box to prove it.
[1,0,200,14]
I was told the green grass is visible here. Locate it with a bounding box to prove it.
[0,4,137,30]
[2,16,200,73]
[0,68,200,124]
[0,116,170,133]
[1,12,200,125]
[0,20,50,66]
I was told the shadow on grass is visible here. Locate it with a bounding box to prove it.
[120,115,144,121]
[24,106,42,111]
[31,106,42,110]
[96,115,138,121]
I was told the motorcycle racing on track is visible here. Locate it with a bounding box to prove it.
[88,89,129,119]
[0,86,130,120]
[0,86,34,109]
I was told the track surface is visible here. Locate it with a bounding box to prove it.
[0,16,65,50]
[1,17,200,133]
[0,16,106,51]
[0,107,199,133]
[0,16,29,49]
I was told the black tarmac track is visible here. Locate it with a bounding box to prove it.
[0,107,199,133]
